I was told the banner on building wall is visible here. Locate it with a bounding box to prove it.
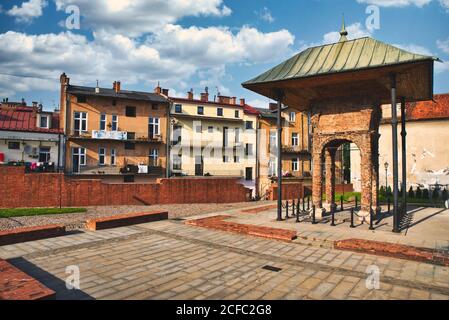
[92,130,127,140]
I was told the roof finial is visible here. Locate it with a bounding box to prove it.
[339,14,348,42]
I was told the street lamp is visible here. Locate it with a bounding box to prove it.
[384,162,389,195]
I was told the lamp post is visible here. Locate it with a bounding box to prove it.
[384,162,389,195]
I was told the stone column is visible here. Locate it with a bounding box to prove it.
[371,134,380,213]
[324,148,336,210]
[312,151,324,215]
[360,143,373,222]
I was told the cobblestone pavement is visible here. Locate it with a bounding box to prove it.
[1,216,449,300]
[0,202,266,231]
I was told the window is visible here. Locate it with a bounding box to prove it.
[126,106,136,117]
[245,143,253,156]
[77,96,86,103]
[100,114,106,131]
[289,112,296,123]
[223,127,228,147]
[127,132,136,140]
[292,133,299,146]
[235,110,239,118]
[39,115,49,128]
[111,148,116,166]
[152,103,158,110]
[112,99,117,106]
[149,117,160,138]
[73,111,87,135]
[174,104,182,113]
[234,155,240,163]
[111,114,118,131]
[245,121,253,130]
[38,147,51,163]
[149,149,159,166]
[195,125,202,133]
[99,147,106,166]
[269,157,277,176]
[8,141,20,150]
[125,142,135,150]
[217,108,223,116]
[269,130,277,153]
[197,106,204,115]
[173,125,182,145]
[223,156,229,163]
[172,154,182,170]
[208,126,214,133]
[245,167,253,181]
[235,128,240,143]
[292,158,299,172]
[72,147,86,173]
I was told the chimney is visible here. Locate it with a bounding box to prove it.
[32,101,38,108]
[115,81,121,93]
[269,103,278,111]
[21,98,26,106]
[200,87,209,102]
[113,81,117,91]
[240,98,245,106]
[154,82,162,94]
[60,72,69,85]
[95,80,100,94]
[187,89,193,100]
[162,88,169,96]
[230,97,236,105]
[218,95,230,104]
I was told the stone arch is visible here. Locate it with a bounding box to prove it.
[312,131,379,218]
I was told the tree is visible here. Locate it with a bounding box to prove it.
[422,189,429,199]
[432,188,440,201]
[442,188,448,201]
[415,187,422,198]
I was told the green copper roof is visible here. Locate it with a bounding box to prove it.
[243,37,437,86]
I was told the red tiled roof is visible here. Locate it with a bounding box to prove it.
[0,106,62,134]
[243,104,260,116]
[407,93,449,121]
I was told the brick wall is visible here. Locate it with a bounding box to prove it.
[0,167,251,208]
[268,183,305,201]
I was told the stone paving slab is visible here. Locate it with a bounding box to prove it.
[1,218,447,300]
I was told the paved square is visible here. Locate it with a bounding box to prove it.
[1,207,449,300]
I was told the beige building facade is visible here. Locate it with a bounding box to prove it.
[351,94,449,191]
[169,91,258,196]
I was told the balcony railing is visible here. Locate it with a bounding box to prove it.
[70,131,163,143]
[92,130,127,140]
[281,146,310,154]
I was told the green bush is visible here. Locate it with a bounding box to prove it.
[386,186,392,196]
[422,189,429,199]
[379,186,386,197]
[432,189,440,201]
[415,187,422,198]
[442,188,448,201]
[408,186,415,198]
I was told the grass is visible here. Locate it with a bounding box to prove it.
[0,207,88,218]
[323,192,445,205]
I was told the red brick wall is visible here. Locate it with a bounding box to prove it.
[268,183,304,201]
[0,167,250,208]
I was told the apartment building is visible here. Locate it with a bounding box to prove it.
[256,104,312,198]
[168,89,259,196]
[0,100,63,171]
[59,73,170,183]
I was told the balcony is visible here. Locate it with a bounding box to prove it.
[281,146,311,155]
[70,131,163,143]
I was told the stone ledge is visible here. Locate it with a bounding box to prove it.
[241,204,277,214]
[85,211,168,231]
[185,215,297,242]
[335,239,449,266]
[0,224,66,246]
[0,259,55,300]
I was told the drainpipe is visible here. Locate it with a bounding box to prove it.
[166,101,171,178]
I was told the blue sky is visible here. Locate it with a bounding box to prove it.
[0,0,448,110]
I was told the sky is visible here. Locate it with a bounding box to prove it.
[0,0,448,111]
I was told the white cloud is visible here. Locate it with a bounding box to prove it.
[437,38,449,54]
[440,0,449,11]
[356,0,432,7]
[257,7,275,23]
[54,0,232,37]
[247,98,271,109]
[6,0,47,23]
[0,25,294,97]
